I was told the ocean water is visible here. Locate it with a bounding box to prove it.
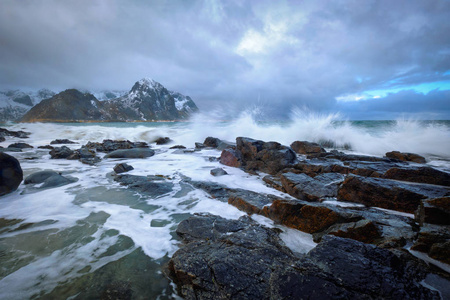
[1,110,449,299]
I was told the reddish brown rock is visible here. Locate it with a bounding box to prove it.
[411,224,450,265]
[261,200,354,233]
[383,166,450,186]
[220,148,242,168]
[262,175,285,192]
[337,175,449,213]
[385,151,426,163]
[314,220,381,244]
[415,197,450,226]
[290,141,326,155]
[280,172,344,201]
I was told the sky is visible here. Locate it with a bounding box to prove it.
[0,0,449,119]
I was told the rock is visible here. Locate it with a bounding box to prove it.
[194,142,205,149]
[85,140,148,153]
[313,219,381,243]
[210,168,227,176]
[383,166,450,186]
[337,175,450,213]
[0,134,5,142]
[50,146,76,159]
[0,127,30,138]
[385,151,426,163]
[155,137,171,145]
[38,145,54,150]
[236,137,296,175]
[290,141,326,155]
[0,152,23,196]
[24,170,77,189]
[280,172,344,201]
[219,148,242,168]
[8,143,33,149]
[228,190,279,215]
[114,174,173,197]
[185,180,234,202]
[24,170,60,184]
[416,197,450,226]
[114,163,134,174]
[271,236,439,300]
[411,224,450,265]
[50,139,76,144]
[262,175,285,192]
[261,199,358,233]
[169,145,186,149]
[104,148,155,159]
[167,214,295,300]
[203,137,235,150]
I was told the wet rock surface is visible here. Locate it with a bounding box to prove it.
[114,174,173,197]
[104,148,155,159]
[386,150,427,163]
[113,163,134,174]
[0,152,23,196]
[167,214,442,300]
[24,170,78,189]
[85,139,149,153]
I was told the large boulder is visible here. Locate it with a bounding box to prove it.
[220,148,242,168]
[50,146,76,159]
[166,214,296,299]
[416,197,450,226]
[290,140,325,155]
[0,152,23,196]
[337,175,450,213]
[236,137,296,175]
[385,151,426,163]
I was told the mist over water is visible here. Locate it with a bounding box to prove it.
[8,107,450,161]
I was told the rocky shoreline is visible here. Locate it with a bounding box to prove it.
[1,129,449,299]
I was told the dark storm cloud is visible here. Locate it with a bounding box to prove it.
[0,0,449,117]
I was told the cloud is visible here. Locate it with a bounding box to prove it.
[0,0,449,118]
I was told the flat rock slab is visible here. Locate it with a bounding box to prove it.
[114,174,173,197]
[337,175,450,213]
[280,172,344,201]
[105,148,155,159]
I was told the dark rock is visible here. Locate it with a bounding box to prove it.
[292,161,352,177]
[280,172,344,201]
[24,170,60,184]
[337,175,450,213]
[416,197,450,226]
[0,135,4,142]
[290,140,326,155]
[271,236,439,300]
[167,214,295,300]
[383,166,450,186]
[236,137,296,175]
[8,143,33,149]
[104,148,155,159]
[386,151,426,163]
[0,147,22,152]
[203,137,235,150]
[114,174,173,197]
[185,180,233,202]
[220,148,242,168]
[85,139,148,153]
[0,152,23,196]
[50,146,76,159]
[169,145,186,149]
[38,145,54,150]
[262,175,285,192]
[114,163,134,174]
[261,199,359,233]
[0,127,30,138]
[24,170,78,189]
[210,168,227,176]
[411,224,450,265]
[50,139,76,144]
[194,142,205,149]
[155,137,171,145]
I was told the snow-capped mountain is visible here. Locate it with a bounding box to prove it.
[20,79,198,122]
[93,90,128,101]
[0,89,55,122]
[103,78,198,121]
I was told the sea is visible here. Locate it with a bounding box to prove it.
[1,110,450,299]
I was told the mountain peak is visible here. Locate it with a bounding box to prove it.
[135,78,163,90]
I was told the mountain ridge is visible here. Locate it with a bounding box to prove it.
[20,79,198,122]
